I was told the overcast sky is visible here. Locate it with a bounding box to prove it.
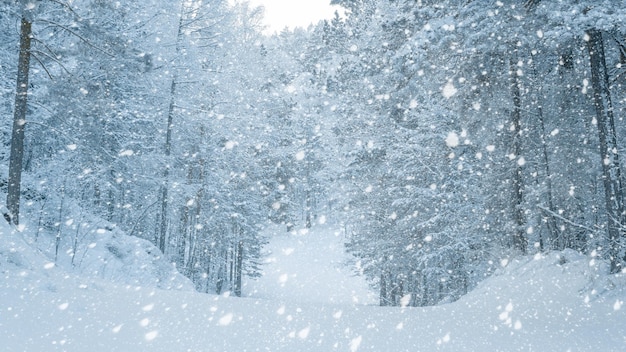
[247,0,342,34]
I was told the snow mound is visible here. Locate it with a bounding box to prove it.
[0,214,193,292]
[2,217,625,351]
[468,249,620,304]
[71,228,193,291]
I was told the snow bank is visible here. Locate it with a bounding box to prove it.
[0,211,193,292]
[2,217,625,351]
[68,228,193,291]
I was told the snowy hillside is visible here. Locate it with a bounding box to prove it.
[2,220,625,351]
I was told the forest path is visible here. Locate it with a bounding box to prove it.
[244,221,376,305]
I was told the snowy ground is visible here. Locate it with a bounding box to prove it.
[244,222,376,305]
[2,219,626,351]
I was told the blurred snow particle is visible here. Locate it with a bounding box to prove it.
[536,30,543,38]
[58,302,69,310]
[118,150,134,157]
[67,144,77,151]
[442,24,455,31]
[437,333,451,345]
[333,310,343,319]
[142,304,155,312]
[396,322,404,330]
[44,262,55,270]
[442,82,458,99]
[400,294,412,308]
[486,145,496,152]
[318,215,327,225]
[364,185,373,193]
[219,313,234,326]
[517,156,526,166]
[614,300,623,311]
[445,132,459,148]
[350,335,362,352]
[112,324,123,334]
[225,141,237,150]
[145,331,158,341]
[295,151,306,161]
[409,99,418,109]
[298,327,310,339]
[140,318,150,327]
[500,258,509,267]
[514,320,523,330]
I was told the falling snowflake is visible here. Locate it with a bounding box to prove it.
[445,132,459,147]
[442,82,458,98]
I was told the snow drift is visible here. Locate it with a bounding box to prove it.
[1,221,625,351]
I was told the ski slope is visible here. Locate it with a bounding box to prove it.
[1,220,626,351]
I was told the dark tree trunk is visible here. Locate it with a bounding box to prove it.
[510,58,528,254]
[379,271,389,306]
[234,240,243,297]
[6,16,32,225]
[586,29,625,273]
[159,3,187,253]
[530,54,559,251]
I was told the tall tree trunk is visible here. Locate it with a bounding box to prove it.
[158,3,186,253]
[379,271,389,306]
[538,110,560,249]
[510,59,528,254]
[530,53,559,251]
[234,240,243,297]
[586,29,625,273]
[6,16,32,225]
[177,204,189,272]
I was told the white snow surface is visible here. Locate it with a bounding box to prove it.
[2,219,626,351]
[245,224,376,305]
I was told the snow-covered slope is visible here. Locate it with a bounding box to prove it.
[1,221,625,351]
[3,212,193,292]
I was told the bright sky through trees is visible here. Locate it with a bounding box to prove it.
[247,0,341,34]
